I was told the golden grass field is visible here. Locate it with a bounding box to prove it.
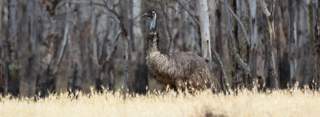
[1,90,320,117]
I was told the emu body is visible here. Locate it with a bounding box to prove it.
[143,10,215,91]
[145,32,213,90]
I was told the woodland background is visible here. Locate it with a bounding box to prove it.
[0,0,320,97]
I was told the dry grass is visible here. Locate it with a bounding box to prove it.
[1,90,320,117]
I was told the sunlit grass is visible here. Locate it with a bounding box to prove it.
[1,89,320,117]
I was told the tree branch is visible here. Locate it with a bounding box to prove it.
[56,1,70,68]
[221,0,251,47]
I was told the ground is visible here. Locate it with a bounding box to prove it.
[0,90,320,117]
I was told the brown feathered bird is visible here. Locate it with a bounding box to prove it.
[143,10,216,91]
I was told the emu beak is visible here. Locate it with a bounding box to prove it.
[142,12,150,18]
[133,12,149,20]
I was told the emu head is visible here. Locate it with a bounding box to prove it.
[143,10,157,32]
[143,10,159,50]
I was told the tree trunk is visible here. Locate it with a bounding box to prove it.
[288,0,298,87]
[0,0,7,94]
[198,0,212,61]
[262,0,280,89]
[314,0,320,89]
[248,0,258,86]
[132,0,148,93]
[19,0,42,97]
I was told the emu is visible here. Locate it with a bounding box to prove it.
[143,10,216,91]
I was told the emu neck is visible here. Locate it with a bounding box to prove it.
[146,34,159,55]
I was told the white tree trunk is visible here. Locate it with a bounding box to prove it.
[198,0,212,61]
[132,0,143,62]
[133,0,142,51]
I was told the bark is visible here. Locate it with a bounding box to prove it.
[18,0,42,97]
[54,0,70,93]
[209,0,229,92]
[132,0,148,93]
[297,0,312,87]
[314,0,320,89]
[0,0,7,94]
[288,0,298,87]
[198,0,212,61]
[262,0,279,89]
[248,0,266,89]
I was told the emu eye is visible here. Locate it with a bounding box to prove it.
[150,10,156,16]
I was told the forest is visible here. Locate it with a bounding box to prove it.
[0,0,320,97]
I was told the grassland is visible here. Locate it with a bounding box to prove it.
[1,90,320,117]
